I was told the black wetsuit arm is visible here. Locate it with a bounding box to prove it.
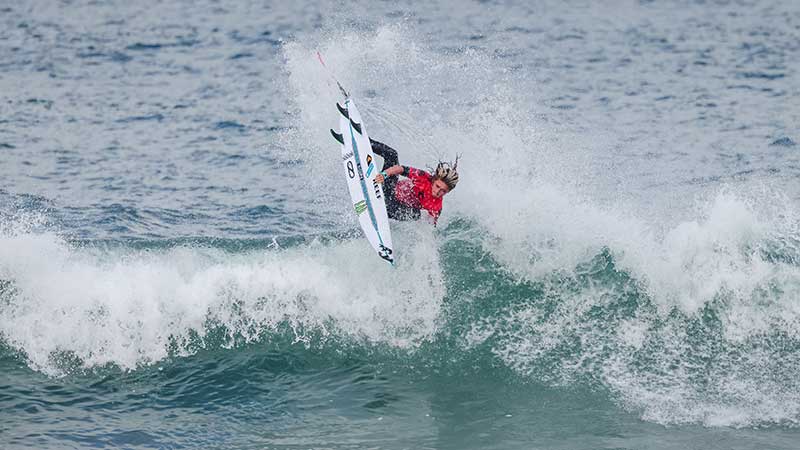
[370,138,407,175]
[369,139,395,156]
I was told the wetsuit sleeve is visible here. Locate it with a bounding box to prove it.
[369,139,400,169]
[401,166,410,177]
[369,139,394,155]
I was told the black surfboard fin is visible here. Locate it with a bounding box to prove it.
[336,103,349,119]
[350,120,362,134]
[330,129,344,145]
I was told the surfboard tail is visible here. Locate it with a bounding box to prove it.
[330,129,344,145]
[336,102,349,118]
[336,103,362,134]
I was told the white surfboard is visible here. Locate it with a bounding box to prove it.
[330,98,394,264]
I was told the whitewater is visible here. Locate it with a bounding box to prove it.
[2,1,800,448]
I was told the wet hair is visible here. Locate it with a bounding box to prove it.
[432,155,460,190]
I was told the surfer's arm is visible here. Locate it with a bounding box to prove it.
[375,165,409,183]
[369,139,395,156]
[369,139,407,181]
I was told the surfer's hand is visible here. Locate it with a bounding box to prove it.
[375,174,385,183]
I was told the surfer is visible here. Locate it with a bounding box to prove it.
[371,139,459,224]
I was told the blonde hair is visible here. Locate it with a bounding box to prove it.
[433,156,460,190]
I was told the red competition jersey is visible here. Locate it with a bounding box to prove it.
[394,167,442,223]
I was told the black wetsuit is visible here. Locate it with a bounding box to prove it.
[369,139,421,221]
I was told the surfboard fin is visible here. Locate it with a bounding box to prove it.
[336,102,362,134]
[336,102,349,118]
[330,129,344,145]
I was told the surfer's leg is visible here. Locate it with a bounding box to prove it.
[369,139,399,169]
[386,199,418,221]
[381,169,401,220]
[370,139,404,219]
[385,195,401,220]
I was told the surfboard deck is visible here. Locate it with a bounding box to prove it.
[332,98,394,264]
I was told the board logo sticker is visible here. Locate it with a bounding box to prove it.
[372,180,382,199]
[354,200,367,214]
[365,154,374,177]
[378,244,393,263]
[342,150,354,161]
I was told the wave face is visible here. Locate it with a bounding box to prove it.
[2,0,800,448]
[3,192,800,432]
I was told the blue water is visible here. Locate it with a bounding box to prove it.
[2,0,800,448]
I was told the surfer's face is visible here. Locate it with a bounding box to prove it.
[431,179,450,198]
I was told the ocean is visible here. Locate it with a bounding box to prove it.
[2,0,800,448]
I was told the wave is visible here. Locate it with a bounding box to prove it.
[3,187,800,428]
[3,24,800,430]
[0,217,445,375]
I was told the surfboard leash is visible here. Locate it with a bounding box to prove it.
[316,51,350,99]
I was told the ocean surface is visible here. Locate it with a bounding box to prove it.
[2,0,800,448]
